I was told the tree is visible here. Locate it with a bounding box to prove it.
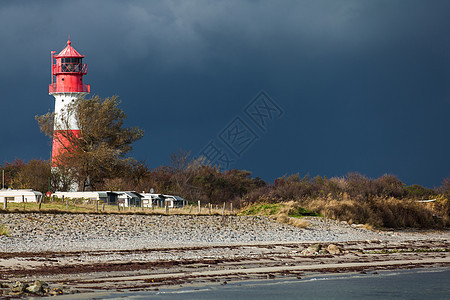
[374,174,405,198]
[0,159,25,189]
[440,178,450,197]
[11,160,51,193]
[36,95,144,191]
[169,150,204,197]
[192,166,264,204]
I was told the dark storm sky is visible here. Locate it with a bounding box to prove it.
[0,0,449,187]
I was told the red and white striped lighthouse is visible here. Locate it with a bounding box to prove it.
[49,39,90,167]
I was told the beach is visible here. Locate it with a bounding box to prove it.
[0,213,448,297]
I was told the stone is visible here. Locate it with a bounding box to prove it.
[26,280,48,294]
[26,284,41,294]
[327,244,342,255]
[10,281,27,293]
[49,288,64,296]
[0,283,8,288]
[307,243,322,253]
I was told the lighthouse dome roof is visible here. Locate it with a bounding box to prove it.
[54,39,85,58]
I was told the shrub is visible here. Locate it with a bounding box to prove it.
[405,184,436,199]
[302,195,448,229]
[305,198,375,225]
[374,174,406,198]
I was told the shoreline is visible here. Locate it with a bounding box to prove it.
[67,267,449,299]
[0,213,448,297]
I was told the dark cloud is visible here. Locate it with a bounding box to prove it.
[0,0,449,187]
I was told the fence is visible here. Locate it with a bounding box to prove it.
[0,197,236,216]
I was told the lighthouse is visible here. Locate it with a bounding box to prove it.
[49,39,90,168]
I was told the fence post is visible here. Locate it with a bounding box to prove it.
[22,195,26,211]
[96,200,99,212]
[38,195,42,210]
[102,203,105,212]
[117,201,120,212]
[209,203,211,215]
[189,205,192,214]
[65,196,69,211]
[231,203,233,214]
[165,204,169,214]
[198,200,201,213]
[222,202,226,215]
[3,197,6,210]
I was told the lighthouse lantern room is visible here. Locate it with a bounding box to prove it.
[49,39,90,168]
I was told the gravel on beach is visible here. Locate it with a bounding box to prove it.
[0,213,448,253]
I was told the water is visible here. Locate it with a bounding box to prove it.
[61,268,450,299]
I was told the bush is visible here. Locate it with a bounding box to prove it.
[405,184,437,199]
[302,196,448,229]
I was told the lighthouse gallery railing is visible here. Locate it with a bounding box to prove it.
[49,83,90,94]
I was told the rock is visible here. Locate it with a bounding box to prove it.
[10,281,27,293]
[49,287,64,296]
[26,284,41,294]
[9,291,24,297]
[327,244,342,255]
[306,244,322,254]
[302,244,323,255]
[26,280,48,294]
[309,244,322,252]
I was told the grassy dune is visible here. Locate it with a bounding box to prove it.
[239,195,449,229]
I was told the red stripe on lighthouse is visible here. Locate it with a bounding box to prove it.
[51,130,81,167]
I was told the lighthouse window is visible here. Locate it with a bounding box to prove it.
[61,58,82,72]
[62,58,81,64]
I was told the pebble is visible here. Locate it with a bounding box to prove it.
[0,213,447,253]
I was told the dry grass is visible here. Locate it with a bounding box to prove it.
[0,201,235,216]
[288,216,310,228]
[274,213,309,228]
[303,195,450,229]
[240,201,311,228]
[241,193,449,229]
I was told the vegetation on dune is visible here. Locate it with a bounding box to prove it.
[2,154,449,229]
[241,174,449,229]
[240,203,282,216]
[1,154,449,229]
[240,202,320,218]
[239,202,317,229]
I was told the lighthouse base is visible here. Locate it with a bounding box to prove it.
[51,167,79,192]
